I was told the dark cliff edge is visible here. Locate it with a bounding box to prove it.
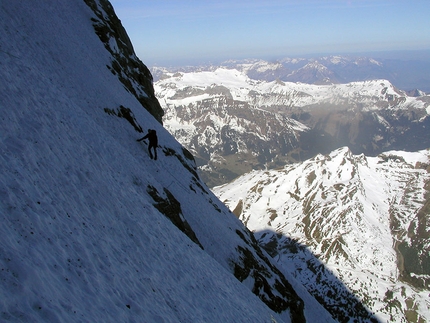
[84,0,164,124]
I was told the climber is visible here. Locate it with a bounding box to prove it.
[137,129,158,160]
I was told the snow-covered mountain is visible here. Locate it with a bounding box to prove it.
[0,1,370,322]
[214,147,430,322]
[157,69,309,186]
[218,56,390,86]
[155,67,429,186]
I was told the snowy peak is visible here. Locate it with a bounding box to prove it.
[214,148,430,322]
[286,61,337,84]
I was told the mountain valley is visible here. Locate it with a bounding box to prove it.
[155,67,429,187]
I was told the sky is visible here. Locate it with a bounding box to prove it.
[109,0,430,66]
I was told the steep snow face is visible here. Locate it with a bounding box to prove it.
[214,148,430,323]
[0,1,342,322]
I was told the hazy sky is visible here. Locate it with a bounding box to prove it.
[109,0,430,66]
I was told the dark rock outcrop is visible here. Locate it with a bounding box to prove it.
[84,0,164,123]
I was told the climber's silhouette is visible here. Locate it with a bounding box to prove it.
[137,129,158,160]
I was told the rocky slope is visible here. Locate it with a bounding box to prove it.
[214,147,430,322]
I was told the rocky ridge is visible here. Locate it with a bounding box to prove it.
[214,147,430,322]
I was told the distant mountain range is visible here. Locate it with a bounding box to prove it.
[152,53,430,92]
[154,67,430,186]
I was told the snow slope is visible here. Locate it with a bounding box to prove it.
[0,1,341,322]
